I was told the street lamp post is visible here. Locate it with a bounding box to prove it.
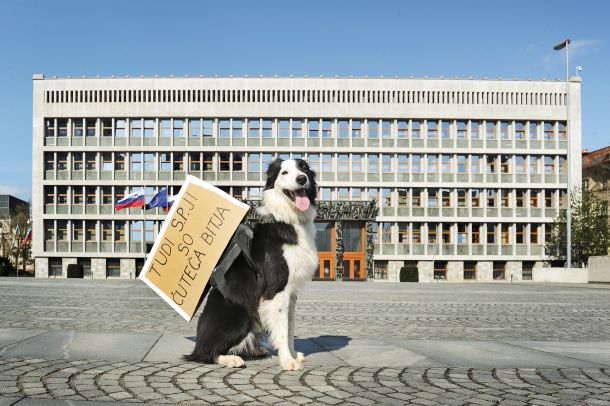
[553,38,571,269]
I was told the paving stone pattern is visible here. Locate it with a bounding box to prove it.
[1,357,609,405]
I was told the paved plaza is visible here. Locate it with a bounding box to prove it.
[0,278,609,405]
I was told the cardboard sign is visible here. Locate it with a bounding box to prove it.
[139,175,250,321]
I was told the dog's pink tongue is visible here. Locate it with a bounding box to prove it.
[294,190,310,211]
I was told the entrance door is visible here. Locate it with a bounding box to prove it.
[342,222,366,280]
[315,222,335,280]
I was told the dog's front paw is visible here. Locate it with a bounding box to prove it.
[217,355,246,368]
[296,352,305,362]
[280,356,303,371]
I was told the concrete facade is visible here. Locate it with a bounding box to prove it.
[588,255,610,282]
[32,75,582,281]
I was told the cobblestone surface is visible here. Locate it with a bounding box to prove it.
[0,279,609,340]
[1,278,610,404]
[0,357,609,405]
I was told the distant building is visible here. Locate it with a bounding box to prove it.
[582,146,610,252]
[32,74,581,281]
[0,195,28,220]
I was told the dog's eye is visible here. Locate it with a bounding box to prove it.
[281,171,288,175]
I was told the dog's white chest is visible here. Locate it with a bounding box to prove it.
[282,222,318,290]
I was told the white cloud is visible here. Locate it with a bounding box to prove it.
[0,185,30,201]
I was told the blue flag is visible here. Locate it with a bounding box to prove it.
[145,188,168,210]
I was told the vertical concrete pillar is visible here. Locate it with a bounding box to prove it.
[63,258,77,278]
[92,258,106,279]
[35,257,48,278]
[417,261,433,283]
[120,258,136,279]
[476,261,493,282]
[506,261,522,282]
[387,261,404,282]
[447,261,464,282]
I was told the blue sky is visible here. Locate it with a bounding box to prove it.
[0,0,609,201]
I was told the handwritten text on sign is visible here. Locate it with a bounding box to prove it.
[139,176,250,321]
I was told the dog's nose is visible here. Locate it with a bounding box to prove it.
[296,175,307,186]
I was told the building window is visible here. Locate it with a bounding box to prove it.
[457,121,466,139]
[45,119,56,137]
[441,155,451,173]
[381,154,391,172]
[202,153,213,171]
[412,154,421,173]
[321,120,332,138]
[471,155,481,173]
[219,153,231,171]
[115,119,126,137]
[470,121,480,139]
[516,156,526,174]
[544,122,554,140]
[107,259,120,278]
[368,154,379,173]
[352,154,362,173]
[501,190,510,208]
[130,119,142,137]
[544,156,555,174]
[368,188,380,206]
[380,222,392,243]
[500,155,510,174]
[558,156,567,175]
[397,121,407,138]
[501,224,510,244]
[351,120,361,138]
[427,155,438,173]
[457,155,467,173]
[114,153,125,171]
[73,220,84,242]
[338,154,349,173]
[471,189,481,207]
[131,153,142,172]
[368,120,378,138]
[173,119,184,137]
[457,189,466,207]
[49,258,62,277]
[412,188,422,207]
[189,119,201,137]
[72,118,84,137]
[441,189,451,207]
[545,190,555,208]
[493,261,506,280]
[530,224,539,244]
[522,261,534,280]
[173,153,184,171]
[434,261,447,280]
[487,190,497,208]
[487,224,497,244]
[202,119,213,137]
[58,119,68,137]
[486,121,496,139]
[428,224,438,244]
[457,224,468,244]
[322,154,333,172]
[427,120,438,138]
[291,120,302,138]
[381,188,392,207]
[262,120,272,138]
[516,223,526,244]
[516,189,525,207]
[57,220,68,241]
[338,120,348,138]
[464,261,476,280]
[530,156,539,174]
[73,152,84,171]
[559,190,568,208]
[412,223,422,243]
[57,153,68,171]
[412,120,421,138]
[352,188,362,200]
[428,189,438,207]
[248,119,260,138]
[515,122,525,140]
[397,155,408,173]
[85,153,96,170]
[397,189,408,207]
[500,121,509,139]
[529,121,538,140]
[558,122,567,140]
[219,120,230,138]
[102,119,113,137]
[381,120,391,138]
[441,121,450,139]
[530,190,540,208]
[472,224,482,244]
[398,223,409,243]
[441,224,451,244]
[85,221,96,242]
[486,155,497,173]
[338,187,349,201]
[374,261,388,280]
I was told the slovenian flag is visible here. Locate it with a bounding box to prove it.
[115,189,145,211]
[145,188,168,210]
[18,229,32,250]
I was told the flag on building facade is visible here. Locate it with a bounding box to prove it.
[18,229,32,251]
[163,194,177,212]
[145,188,168,210]
[115,189,145,211]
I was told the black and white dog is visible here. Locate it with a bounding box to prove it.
[185,158,318,370]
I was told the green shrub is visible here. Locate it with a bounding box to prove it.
[399,266,419,282]
[0,257,16,276]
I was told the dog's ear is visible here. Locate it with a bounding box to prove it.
[264,158,283,191]
[304,163,317,207]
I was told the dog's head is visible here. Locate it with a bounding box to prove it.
[263,158,317,214]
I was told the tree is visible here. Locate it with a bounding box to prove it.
[9,204,31,274]
[545,187,609,268]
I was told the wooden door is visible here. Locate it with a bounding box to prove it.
[315,222,335,280]
[342,222,365,280]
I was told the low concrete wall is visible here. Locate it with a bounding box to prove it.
[532,267,588,283]
[588,256,610,283]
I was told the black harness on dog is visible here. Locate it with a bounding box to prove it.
[206,214,277,301]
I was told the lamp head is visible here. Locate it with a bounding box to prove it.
[553,39,571,50]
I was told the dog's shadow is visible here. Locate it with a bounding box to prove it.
[185,335,351,357]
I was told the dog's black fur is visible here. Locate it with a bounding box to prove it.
[184,158,317,364]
